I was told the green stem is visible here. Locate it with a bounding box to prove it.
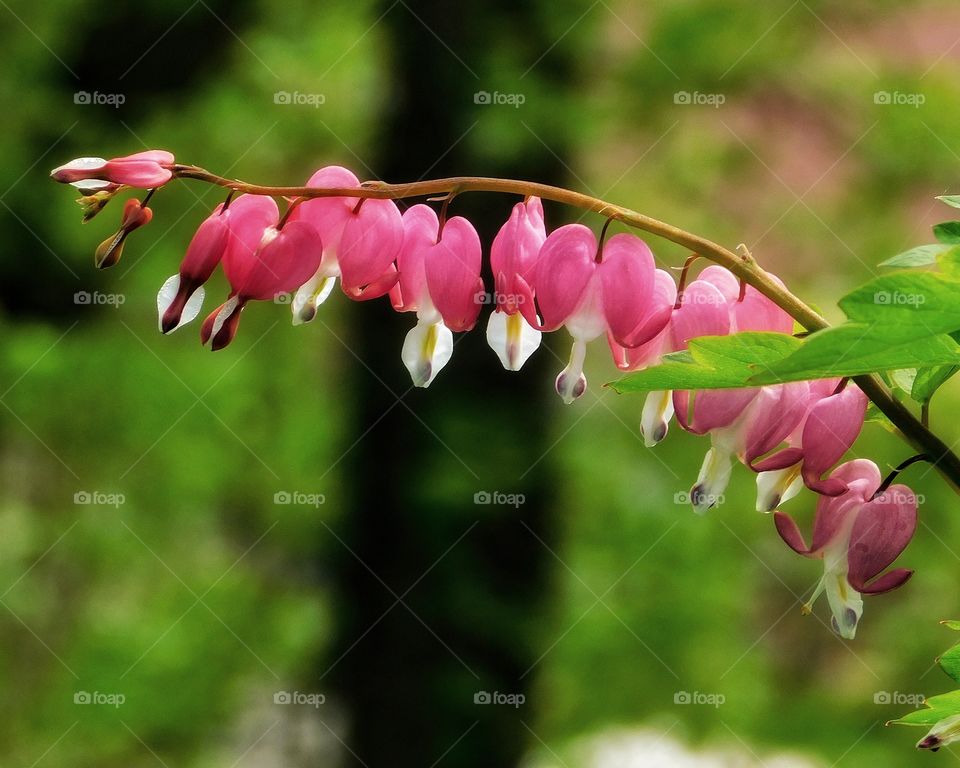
[170,165,960,494]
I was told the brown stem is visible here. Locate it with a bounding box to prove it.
[169,165,960,494]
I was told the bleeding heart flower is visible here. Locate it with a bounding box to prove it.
[156,195,273,334]
[774,459,917,639]
[753,379,868,510]
[287,166,364,324]
[199,196,323,350]
[337,196,403,302]
[51,150,175,190]
[390,205,483,386]
[486,197,546,371]
[607,269,678,446]
[531,225,672,404]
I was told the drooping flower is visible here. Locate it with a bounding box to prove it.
[51,150,175,190]
[486,197,546,371]
[531,225,673,403]
[607,269,677,446]
[287,166,362,324]
[199,196,323,350]
[286,167,403,324]
[390,204,483,386]
[156,195,273,334]
[774,458,917,639]
[753,379,868,511]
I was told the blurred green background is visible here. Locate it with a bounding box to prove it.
[2,0,960,765]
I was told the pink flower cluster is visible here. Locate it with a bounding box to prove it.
[52,153,921,638]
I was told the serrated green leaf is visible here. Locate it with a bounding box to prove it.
[940,644,960,683]
[938,195,960,209]
[879,244,948,268]
[912,365,960,403]
[935,222,960,244]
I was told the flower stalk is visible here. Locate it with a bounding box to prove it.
[168,164,960,495]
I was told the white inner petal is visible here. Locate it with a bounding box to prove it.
[401,319,453,388]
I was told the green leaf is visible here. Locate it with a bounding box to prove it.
[942,620,960,631]
[609,333,801,393]
[889,690,960,728]
[891,368,917,394]
[940,643,960,683]
[939,246,960,278]
[839,272,960,336]
[879,244,947,268]
[912,364,960,403]
[935,222,960,244]
[937,195,960,209]
[747,326,960,385]
[609,329,960,394]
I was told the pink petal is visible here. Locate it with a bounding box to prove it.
[744,382,810,464]
[598,233,658,346]
[425,216,484,332]
[181,206,231,283]
[222,195,280,290]
[393,204,438,313]
[809,459,881,551]
[670,280,730,349]
[847,483,918,591]
[102,150,175,187]
[533,224,597,331]
[856,568,913,595]
[774,511,812,555]
[800,384,868,493]
[290,166,359,259]
[686,388,759,434]
[238,221,323,301]
[200,298,245,351]
[734,281,794,334]
[698,265,740,301]
[338,199,403,291]
[752,447,804,473]
[490,197,546,310]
